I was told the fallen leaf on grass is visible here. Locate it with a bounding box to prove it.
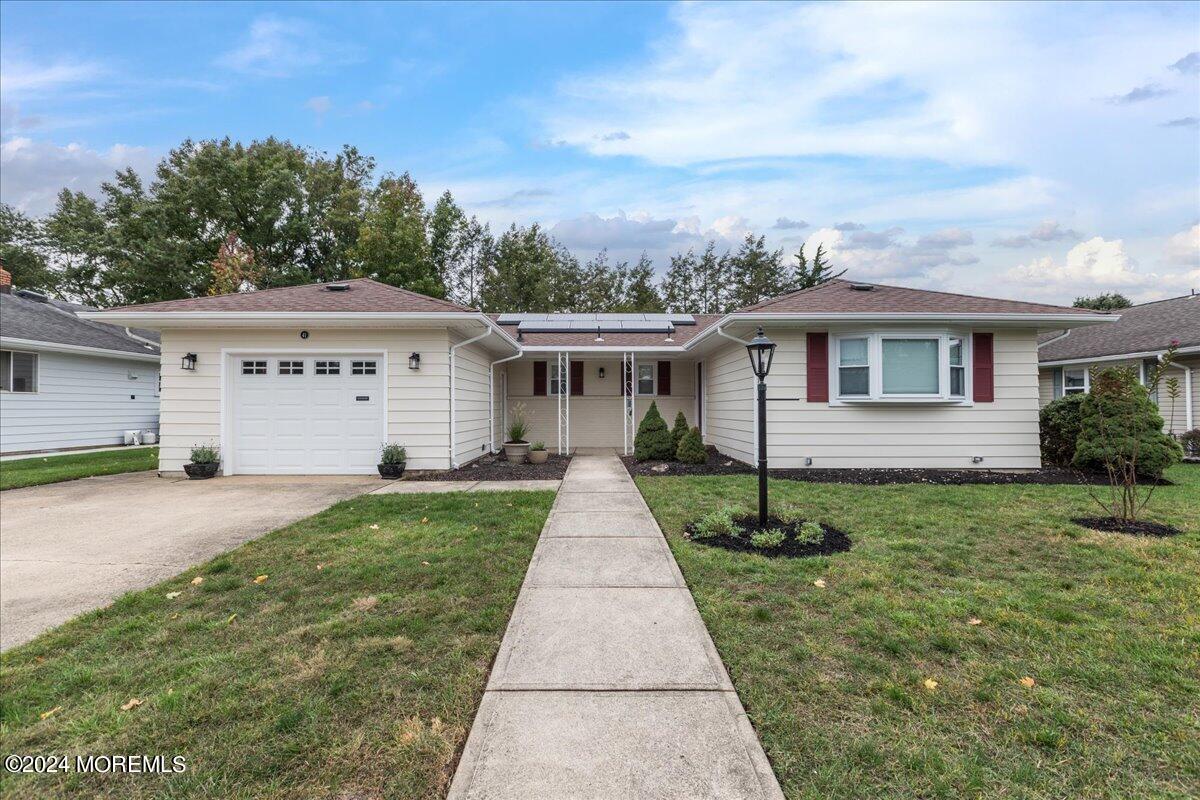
[190,576,203,585]
[1019,676,1036,688]
[421,561,430,566]
[369,524,380,530]
[226,614,237,624]
[813,578,827,588]
[968,618,983,626]
[923,678,938,691]
[420,517,429,524]
[169,613,179,620]
[352,596,378,611]
[471,525,479,532]
[166,591,182,599]
[253,575,268,584]
[316,563,324,570]
[120,698,143,711]
[39,706,62,720]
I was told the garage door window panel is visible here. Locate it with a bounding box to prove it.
[315,360,341,375]
[352,360,377,375]
[278,360,305,375]
[241,360,267,375]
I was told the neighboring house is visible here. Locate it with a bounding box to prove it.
[84,277,1114,475]
[0,267,162,456]
[1037,294,1199,436]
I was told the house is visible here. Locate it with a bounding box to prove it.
[83,277,1115,475]
[0,267,162,455]
[1037,293,1199,436]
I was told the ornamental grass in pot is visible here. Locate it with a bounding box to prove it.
[503,403,531,463]
[378,443,407,479]
[184,444,220,479]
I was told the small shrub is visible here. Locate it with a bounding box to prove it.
[692,506,741,539]
[1039,393,1087,467]
[634,401,675,461]
[379,443,406,464]
[671,411,689,450]
[795,521,824,546]
[530,441,546,452]
[750,528,785,549]
[1180,428,1200,458]
[189,444,219,464]
[676,426,707,464]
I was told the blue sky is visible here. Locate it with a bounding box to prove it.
[2,0,1198,303]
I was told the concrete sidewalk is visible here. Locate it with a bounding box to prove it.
[447,454,783,799]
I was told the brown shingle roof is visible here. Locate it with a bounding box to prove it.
[1038,294,1200,362]
[492,314,721,347]
[738,279,1105,316]
[99,278,476,314]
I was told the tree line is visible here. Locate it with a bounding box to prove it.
[0,137,842,312]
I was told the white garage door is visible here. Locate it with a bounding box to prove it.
[230,354,384,474]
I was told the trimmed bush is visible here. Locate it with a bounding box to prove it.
[671,411,689,450]
[676,426,707,464]
[795,521,824,546]
[692,507,741,539]
[1074,367,1183,478]
[634,401,676,461]
[1039,393,1087,468]
[1180,428,1200,458]
[750,528,785,549]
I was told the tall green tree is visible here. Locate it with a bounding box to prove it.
[620,253,664,312]
[447,217,493,309]
[351,173,443,297]
[728,234,788,308]
[1073,292,1132,311]
[693,242,730,313]
[43,189,114,307]
[428,191,467,292]
[0,204,54,294]
[790,242,843,290]
[481,224,560,312]
[661,249,698,312]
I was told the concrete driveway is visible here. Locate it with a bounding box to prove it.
[0,471,376,651]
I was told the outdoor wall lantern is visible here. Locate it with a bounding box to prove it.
[408,352,421,371]
[598,366,606,379]
[181,352,197,371]
[745,327,777,525]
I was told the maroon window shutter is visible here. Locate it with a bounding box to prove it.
[533,361,547,396]
[657,361,671,396]
[973,333,994,403]
[806,332,829,402]
[570,361,584,396]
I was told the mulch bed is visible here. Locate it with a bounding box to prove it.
[1071,517,1182,537]
[684,515,852,559]
[404,452,572,482]
[623,448,1166,486]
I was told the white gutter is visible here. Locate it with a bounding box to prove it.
[518,344,686,353]
[1036,329,1070,348]
[0,336,161,363]
[449,327,496,469]
[1040,344,1200,367]
[489,351,523,452]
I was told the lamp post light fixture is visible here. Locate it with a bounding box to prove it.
[408,352,421,371]
[181,352,198,371]
[745,327,776,525]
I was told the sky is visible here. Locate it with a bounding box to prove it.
[1,0,1198,304]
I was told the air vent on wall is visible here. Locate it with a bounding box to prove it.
[325,283,350,292]
[849,283,874,291]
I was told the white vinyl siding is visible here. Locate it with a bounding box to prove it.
[452,335,494,466]
[0,350,159,454]
[704,328,1043,469]
[157,328,454,472]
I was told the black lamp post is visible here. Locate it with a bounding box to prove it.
[745,327,776,525]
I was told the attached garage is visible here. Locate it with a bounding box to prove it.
[228,353,385,474]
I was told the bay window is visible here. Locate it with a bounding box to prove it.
[831,332,971,403]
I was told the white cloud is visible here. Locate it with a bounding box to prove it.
[994,219,1081,247]
[0,137,157,215]
[305,95,332,120]
[216,16,360,77]
[1007,237,1147,288]
[1163,224,1200,268]
[803,224,977,282]
[0,55,104,98]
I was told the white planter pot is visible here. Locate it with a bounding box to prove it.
[503,442,530,463]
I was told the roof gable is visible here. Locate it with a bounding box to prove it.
[738,279,1105,316]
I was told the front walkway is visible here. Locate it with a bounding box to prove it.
[448,454,783,799]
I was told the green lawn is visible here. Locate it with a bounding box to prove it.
[636,466,1200,800]
[0,490,554,799]
[0,447,159,491]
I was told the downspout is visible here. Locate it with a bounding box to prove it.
[489,352,523,452]
[449,327,495,469]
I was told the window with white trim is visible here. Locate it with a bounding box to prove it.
[548,362,565,396]
[315,360,341,375]
[278,360,304,375]
[831,332,971,402]
[1063,368,1087,395]
[241,360,267,375]
[637,363,655,396]
[351,360,377,375]
[0,350,38,392]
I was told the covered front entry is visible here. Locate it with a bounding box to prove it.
[227,353,385,474]
[501,353,700,454]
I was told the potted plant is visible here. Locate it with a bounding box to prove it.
[528,441,549,464]
[184,444,220,479]
[378,443,407,479]
[503,403,531,463]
